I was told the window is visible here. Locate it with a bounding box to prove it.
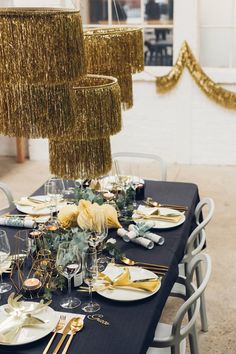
[199,0,236,68]
[80,0,174,67]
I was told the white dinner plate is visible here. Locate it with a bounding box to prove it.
[97,265,161,301]
[15,196,66,216]
[0,302,59,346]
[100,175,144,191]
[133,206,186,229]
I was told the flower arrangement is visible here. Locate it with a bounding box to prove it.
[58,199,121,230]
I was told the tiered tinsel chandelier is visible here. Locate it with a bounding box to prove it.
[0,5,144,179]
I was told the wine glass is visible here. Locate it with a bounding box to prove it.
[44,177,65,228]
[48,177,65,210]
[56,241,82,309]
[63,179,76,203]
[0,230,12,293]
[81,248,100,313]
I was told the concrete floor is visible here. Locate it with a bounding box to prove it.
[0,157,236,353]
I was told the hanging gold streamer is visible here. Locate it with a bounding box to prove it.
[115,71,133,110]
[156,41,236,109]
[0,8,86,84]
[84,27,144,109]
[0,82,75,138]
[67,75,122,140]
[49,138,112,179]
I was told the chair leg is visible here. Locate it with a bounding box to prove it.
[196,264,208,332]
[189,324,199,354]
[171,344,181,354]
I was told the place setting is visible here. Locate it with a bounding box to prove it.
[0,292,85,354]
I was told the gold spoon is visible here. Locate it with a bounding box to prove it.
[120,256,169,270]
[61,317,84,354]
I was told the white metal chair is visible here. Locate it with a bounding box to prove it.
[147,253,212,354]
[171,197,215,332]
[0,182,14,214]
[111,152,167,181]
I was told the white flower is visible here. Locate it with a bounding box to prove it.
[106,238,116,245]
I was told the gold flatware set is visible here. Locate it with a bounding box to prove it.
[144,197,188,212]
[119,256,169,275]
[42,315,84,354]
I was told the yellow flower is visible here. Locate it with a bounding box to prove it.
[58,205,79,228]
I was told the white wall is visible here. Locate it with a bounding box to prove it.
[111,72,236,165]
[23,69,236,165]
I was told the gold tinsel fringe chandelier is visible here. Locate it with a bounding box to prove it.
[0,8,85,84]
[70,75,122,140]
[156,41,236,110]
[0,6,146,178]
[0,7,86,138]
[49,137,112,180]
[49,74,121,179]
[84,27,144,110]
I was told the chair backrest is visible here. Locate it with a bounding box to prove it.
[149,253,211,351]
[111,152,167,181]
[171,254,212,344]
[183,197,215,263]
[0,182,14,213]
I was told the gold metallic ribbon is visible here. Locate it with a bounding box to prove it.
[156,41,236,109]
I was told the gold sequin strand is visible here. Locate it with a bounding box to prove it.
[66,75,122,140]
[0,82,75,138]
[156,41,236,109]
[49,138,112,179]
[0,8,86,84]
[84,27,144,110]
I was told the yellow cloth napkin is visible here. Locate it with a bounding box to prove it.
[133,206,182,223]
[98,268,160,292]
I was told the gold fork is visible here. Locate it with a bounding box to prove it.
[42,315,66,354]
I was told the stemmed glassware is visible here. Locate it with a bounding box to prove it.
[0,230,12,293]
[82,248,100,313]
[63,179,76,203]
[44,177,65,228]
[56,241,82,309]
[81,212,108,312]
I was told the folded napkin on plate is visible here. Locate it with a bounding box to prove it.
[0,216,36,228]
[98,267,160,292]
[16,198,53,211]
[0,293,50,343]
[133,205,182,223]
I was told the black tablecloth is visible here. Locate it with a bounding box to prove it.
[0,181,199,354]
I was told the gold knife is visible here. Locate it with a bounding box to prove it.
[53,317,79,354]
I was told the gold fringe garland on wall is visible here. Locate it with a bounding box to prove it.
[0,8,86,84]
[49,138,112,179]
[156,41,236,109]
[0,82,75,138]
[84,27,144,110]
[69,75,122,140]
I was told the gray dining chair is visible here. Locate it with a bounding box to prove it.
[111,152,167,181]
[0,182,14,214]
[171,197,215,332]
[147,253,212,354]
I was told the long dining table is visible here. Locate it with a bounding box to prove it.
[0,180,200,354]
